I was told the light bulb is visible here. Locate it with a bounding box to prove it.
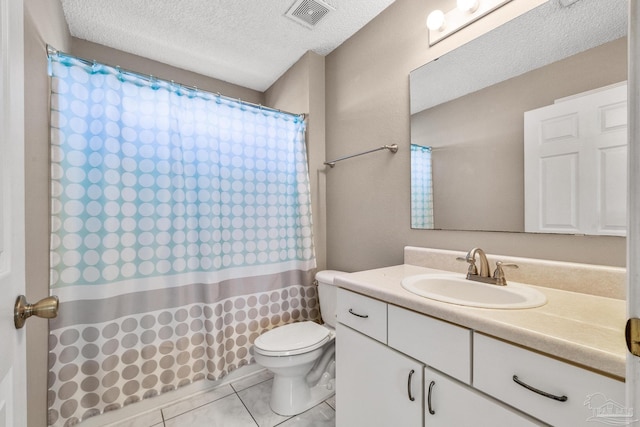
[426,10,446,31]
[457,0,479,13]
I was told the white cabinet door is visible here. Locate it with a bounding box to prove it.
[336,323,423,427]
[424,367,542,426]
[524,83,627,235]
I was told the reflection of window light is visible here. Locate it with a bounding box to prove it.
[411,144,434,229]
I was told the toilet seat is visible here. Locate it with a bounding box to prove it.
[254,321,332,357]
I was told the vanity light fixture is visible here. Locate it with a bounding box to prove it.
[426,9,446,31]
[427,0,512,46]
[457,0,479,13]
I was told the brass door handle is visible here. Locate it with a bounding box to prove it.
[14,295,59,329]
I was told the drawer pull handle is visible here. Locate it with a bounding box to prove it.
[512,375,568,402]
[407,369,416,401]
[348,308,369,318]
[427,381,436,414]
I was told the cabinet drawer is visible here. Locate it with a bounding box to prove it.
[337,288,387,343]
[474,333,625,427]
[388,305,471,383]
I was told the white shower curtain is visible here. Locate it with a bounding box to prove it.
[47,51,318,426]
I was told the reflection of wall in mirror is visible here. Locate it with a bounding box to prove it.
[409,37,627,232]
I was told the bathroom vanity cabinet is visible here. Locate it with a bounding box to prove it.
[335,288,624,427]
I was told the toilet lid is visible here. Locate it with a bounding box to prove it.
[254,321,331,356]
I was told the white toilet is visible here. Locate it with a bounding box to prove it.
[253,270,342,416]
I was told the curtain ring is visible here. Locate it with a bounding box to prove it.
[150,75,160,90]
[115,66,125,82]
[171,80,182,96]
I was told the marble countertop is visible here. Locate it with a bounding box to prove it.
[335,264,627,380]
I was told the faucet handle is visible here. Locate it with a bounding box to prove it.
[456,256,478,276]
[492,261,519,286]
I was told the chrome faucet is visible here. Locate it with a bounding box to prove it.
[466,247,490,278]
[457,247,518,286]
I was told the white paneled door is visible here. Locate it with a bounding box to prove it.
[524,83,627,236]
[0,0,27,426]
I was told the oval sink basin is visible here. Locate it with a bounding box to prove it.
[401,274,547,309]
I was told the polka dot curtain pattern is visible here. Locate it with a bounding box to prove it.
[47,52,318,426]
[410,144,434,229]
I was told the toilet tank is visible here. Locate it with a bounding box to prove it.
[315,270,345,329]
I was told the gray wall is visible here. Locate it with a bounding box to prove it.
[325,0,626,272]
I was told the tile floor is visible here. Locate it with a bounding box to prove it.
[110,369,336,427]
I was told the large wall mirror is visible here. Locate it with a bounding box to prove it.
[409,0,628,233]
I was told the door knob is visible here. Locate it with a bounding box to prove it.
[14,295,59,329]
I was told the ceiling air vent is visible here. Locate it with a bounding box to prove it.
[285,0,335,29]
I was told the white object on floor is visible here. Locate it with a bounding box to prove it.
[253,270,343,416]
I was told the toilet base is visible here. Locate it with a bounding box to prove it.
[270,375,335,416]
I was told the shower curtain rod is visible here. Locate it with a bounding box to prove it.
[46,45,305,119]
[324,144,398,168]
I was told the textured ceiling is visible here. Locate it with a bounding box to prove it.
[60,0,396,92]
